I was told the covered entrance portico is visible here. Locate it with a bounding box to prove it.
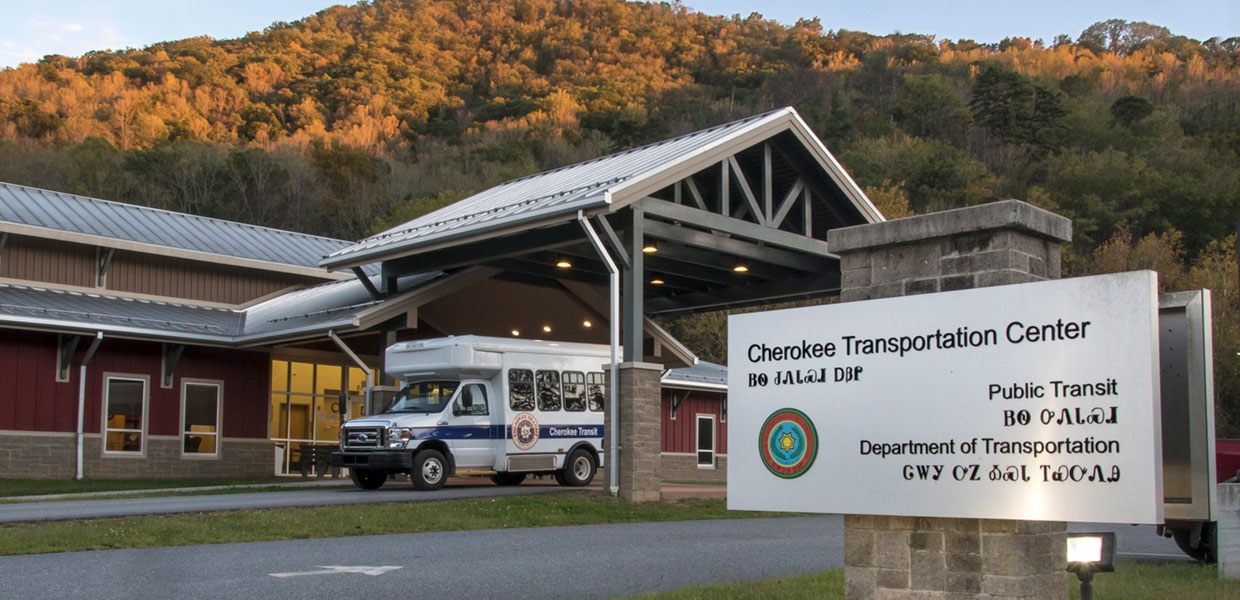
[320,107,883,499]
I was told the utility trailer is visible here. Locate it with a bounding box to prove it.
[1157,290,1220,561]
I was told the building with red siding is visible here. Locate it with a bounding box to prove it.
[661,362,728,483]
[0,181,702,479]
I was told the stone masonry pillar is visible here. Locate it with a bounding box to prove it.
[609,361,662,502]
[826,200,1072,600]
[1220,482,1240,579]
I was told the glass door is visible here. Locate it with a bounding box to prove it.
[270,360,371,475]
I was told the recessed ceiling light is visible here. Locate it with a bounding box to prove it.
[650,278,664,285]
[511,329,520,336]
[642,242,658,254]
[733,264,749,273]
[543,325,552,333]
[583,320,592,328]
[556,259,572,268]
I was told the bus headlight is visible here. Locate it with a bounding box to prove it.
[387,427,411,448]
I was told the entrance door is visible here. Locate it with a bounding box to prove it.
[449,383,498,470]
[346,393,366,420]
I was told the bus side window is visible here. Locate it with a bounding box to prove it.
[509,369,535,411]
[587,372,606,412]
[563,371,586,411]
[536,370,561,411]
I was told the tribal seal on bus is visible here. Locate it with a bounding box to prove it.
[512,412,540,450]
[758,408,818,479]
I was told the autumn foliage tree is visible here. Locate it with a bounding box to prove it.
[0,1,1238,429]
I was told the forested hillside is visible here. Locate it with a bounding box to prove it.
[1,0,1238,431]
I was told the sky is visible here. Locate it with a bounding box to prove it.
[1,0,1237,69]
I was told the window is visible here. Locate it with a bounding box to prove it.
[104,376,147,454]
[536,370,562,411]
[562,372,586,412]
[455,384,489,416]
[182,381,221,456]
[509,369,535,411]
[696,414,715,468]
[586,372,606,412]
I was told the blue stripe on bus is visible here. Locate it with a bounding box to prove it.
[409,424,604,440]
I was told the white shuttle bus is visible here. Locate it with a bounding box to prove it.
[334,335,608,490]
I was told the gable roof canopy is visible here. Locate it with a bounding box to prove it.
[322,108,883,340]
[323,107,881,273]
[0,182,361,280]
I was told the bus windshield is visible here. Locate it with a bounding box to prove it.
[382,381,458,414]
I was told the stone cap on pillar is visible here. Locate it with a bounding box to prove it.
[827,199,1071,252]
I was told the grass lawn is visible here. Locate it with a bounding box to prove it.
[1068,560,1239,599]
[0,476,300,498]
[0,484,354,504]
[631,570,844,599]
[629,561,1239,599]
[0,494,771,556]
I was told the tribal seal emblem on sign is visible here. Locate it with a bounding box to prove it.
[758,408,818,479]
[512,412,540,451]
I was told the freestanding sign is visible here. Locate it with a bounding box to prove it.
[727,271,1163,524]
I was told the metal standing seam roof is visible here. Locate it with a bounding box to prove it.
[663,361,728,391]
[0,272,442,345]
[0,283,242,341]
[321,108,808,269]
[240,272,442,337]
[0,181,358,271]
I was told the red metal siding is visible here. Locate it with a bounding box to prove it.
[0,330,78,432]
[175,346,270,438]
[0,331,267,438]
[661,389,728,454]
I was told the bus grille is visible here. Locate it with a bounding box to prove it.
[343,427,384,449]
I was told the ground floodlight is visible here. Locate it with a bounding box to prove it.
[1065,532,1115,600]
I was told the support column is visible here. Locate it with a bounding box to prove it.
[612,361,661,502]
[827,200,1072,600]
[621,207,645,362]
[1221,482,1240,579]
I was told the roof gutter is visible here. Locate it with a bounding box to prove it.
[0,316,237,345]
[660,380,728,392]
[578,209,620,497]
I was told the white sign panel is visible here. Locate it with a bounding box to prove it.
[727,271,1163,524]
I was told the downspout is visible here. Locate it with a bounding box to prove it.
[578,210,621,496]
[329,330,374,413]
[76,332,103,480]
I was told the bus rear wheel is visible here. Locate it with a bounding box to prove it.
[557,449,596,487]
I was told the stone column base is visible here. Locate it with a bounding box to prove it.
[617,361,662,503]
[845,515,1066,600]
[1220,483,1240,580]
